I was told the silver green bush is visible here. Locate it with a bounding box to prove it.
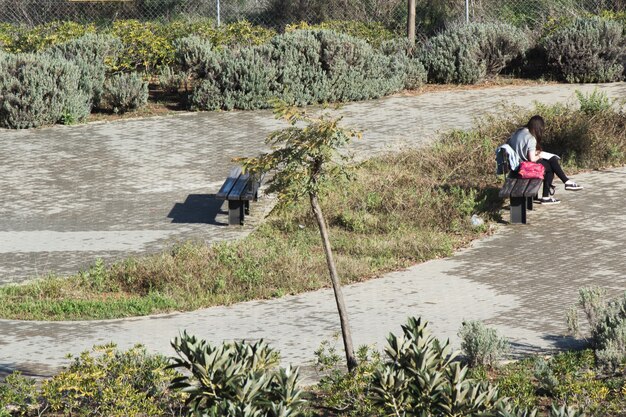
[170,332,305,417]
[568,287,626,370]
[46,34,121,109]
[459,320,510,367]
[173,35,218,80]
[101,72,149,114]
[421,22,528,84]
[0,53,90,128]
[543,17,625,83]
[190,30,413,111]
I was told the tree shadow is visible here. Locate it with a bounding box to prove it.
[0,363,52,379]
[167,194,228,225]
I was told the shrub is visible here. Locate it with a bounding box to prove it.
[459,320,510,367]
[421,29,485,84]
[0,344,184,417]
[575,89,613,115]
[318,30,403,101]
[568,287,626,370]
[158,65,189,95]
[269,30,329,105]
[0,53,90,128]
[421,22,528,84]
[370,317,504,416]
[7,21,96,53]
[542,17,626,83]
[110,19,174,73]
[169,332,305,416]
[45,34,121,109]
[172,35,218,80]
[101,72,149,114]
[286,20,396,47]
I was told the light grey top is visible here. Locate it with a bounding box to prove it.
[507,127,536,162]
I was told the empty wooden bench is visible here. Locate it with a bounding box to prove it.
[498,178,543,224]
[216,167,263,226]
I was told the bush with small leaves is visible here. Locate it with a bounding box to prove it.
[172,35,218,80]
[0,53,90,128]
[459,320,510,368]
[101,72,149,114]
[568,287,626,370]
[45,34,121,109]
[158,65,189,95]
[421,22,528,84]
[169,332,305,417]
[542,17,625,83]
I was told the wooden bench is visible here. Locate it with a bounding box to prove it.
[216,167,263,226]
[499,177,543,224]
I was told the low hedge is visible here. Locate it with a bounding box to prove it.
[188,30,426,111]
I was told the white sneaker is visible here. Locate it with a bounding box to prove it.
[565,181,583,191]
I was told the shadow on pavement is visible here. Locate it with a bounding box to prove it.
[167,194,227,225]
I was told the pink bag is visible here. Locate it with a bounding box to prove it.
[518,161,545,179]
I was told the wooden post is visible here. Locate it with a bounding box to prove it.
[407,0,416,47]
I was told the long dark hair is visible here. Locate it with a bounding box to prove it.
[526,115,545,150]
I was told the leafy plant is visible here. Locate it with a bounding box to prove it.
[169,332,305,416]
[542,17,626,83]
[239,102,361,371]
[459,320,510,367]
[575,89,613,115]
[101,72,149,114]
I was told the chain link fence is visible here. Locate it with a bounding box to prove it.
[0,0,624,30]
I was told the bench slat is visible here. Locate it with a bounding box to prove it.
[240,173,263,201]
[216,167,243,200]
[525,179,543,197]
[511,178,531,197]
[228,172,251,200]
[499,178,517,198]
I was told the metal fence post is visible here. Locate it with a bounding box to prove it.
[465,0,470,23]
[217,0,221,26]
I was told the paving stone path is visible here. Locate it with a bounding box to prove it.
[0,82,625,380]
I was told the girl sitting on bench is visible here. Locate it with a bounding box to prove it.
[507,115,583,205]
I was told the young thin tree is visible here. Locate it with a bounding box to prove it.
[237,102,361,371]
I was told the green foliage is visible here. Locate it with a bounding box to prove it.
[286,20,396,47]
[542,17,626,83]
[0,52,90,128]
[169,332,305,417]
[238,102,360,211]
[110,19,174,73]
[313,340,384,416]
[370,317,505,416]
[0,344,185,417]
[158,65,189,95]
[101,72,149,114]
[459,320,510,367]
[0,21,96,53]
[569,287,626,370]
[45,33,121,109]
[421,22,528,84]
[575,89,613,115]
[172,35,218,79]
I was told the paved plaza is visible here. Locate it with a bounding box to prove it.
[0,82,625,380]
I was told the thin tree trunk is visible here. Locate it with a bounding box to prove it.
[309,192,358,372]
[407,0,416,47]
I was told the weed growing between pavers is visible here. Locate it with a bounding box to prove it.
[0,99,624,321]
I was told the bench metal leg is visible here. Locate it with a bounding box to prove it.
[228,200,245,225]
[510,196,526,224]
[526,196,534,211]
[244,200,250,215]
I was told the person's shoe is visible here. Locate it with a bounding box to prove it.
[565,181,583,191]
[539,197,561,205]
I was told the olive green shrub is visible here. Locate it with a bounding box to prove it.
[172,35,218,80]
[0,53,90,128]
[421,23,528,84]
[370,317,504,416]
[542,17,625,83]
[101,72,149,114]
[45,34,121,109]
[0,344,184,417]
[169,332,305,417]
